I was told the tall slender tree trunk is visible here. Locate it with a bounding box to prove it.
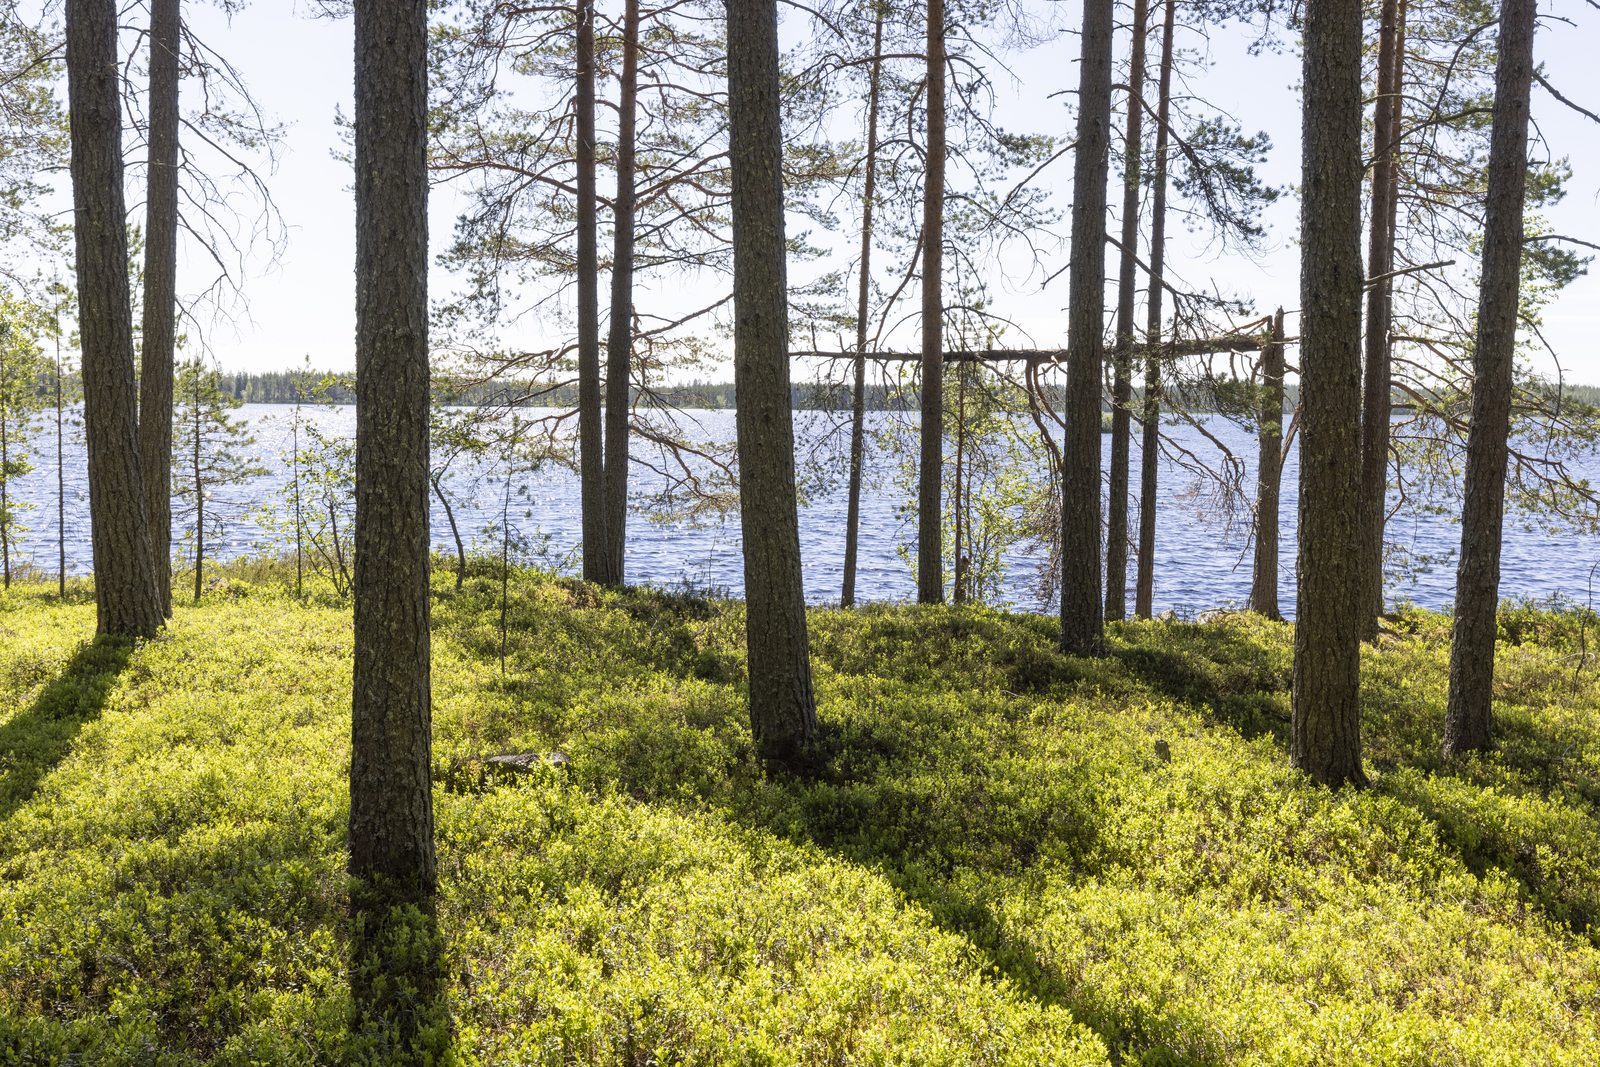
[1443,0,1536,758]
[1059,0,1113,655]
[141,0,179,617]
[66,0,163,639]
[952,365,967,603]
[1106,0,1149,622]
[1358,0,1401,640]
[1292,0,1367,790]
[56,339,65,598]
[576,0,605,582]
[918,0,946,604]
[2,407,10,587]
[192,397,203,602]
[1134,0,1176,621]
[602,0,639,586]
[348,0,441,1054]
[842,11,884,610]
[727,0,818,766]
[1249,309,1286,619]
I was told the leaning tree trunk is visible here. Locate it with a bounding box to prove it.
[66,0,163,639]
[576,0,606,583]
[1291,0,1368,790]
[727,0,818,766]
[1248,309,1286,619]
[1134,0,1176,621]
[141,0,179,617]
[348,0,441,1055]
[1106,0,1149,622]
[917,0,946,604]
[1357,0,1401,640]
[1059,0,1113,655]
[842,11,884,610]
[602,0,639,586]
[1443,0,1536,759]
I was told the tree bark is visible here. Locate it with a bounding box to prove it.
[842,11,884,611]
[1059,0,1113,655]
[1248,309,1286,619]
[1134,0,1176,621]
[56,341,65,599]
[141,0,179,617]
[1357,0,1400,640]
[66,0,163,639]
[1106,0,1149,623]
[1443,0,1536,759]
[1291,0,1367,789]
[577,0,605,583]
[727,0,818,765]
[192,389,203,602]
[918,0,946,604]
[602,0,639,586]
[349,0,440,1053]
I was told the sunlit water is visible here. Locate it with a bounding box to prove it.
[9,404,1600,619]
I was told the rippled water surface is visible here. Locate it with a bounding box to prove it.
[10,404,1600,618]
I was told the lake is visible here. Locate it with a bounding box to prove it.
[9,404,1600,618]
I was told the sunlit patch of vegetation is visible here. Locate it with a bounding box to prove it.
[0,564,1595,1063]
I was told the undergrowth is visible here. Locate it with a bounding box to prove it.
[0,565,1595,1064]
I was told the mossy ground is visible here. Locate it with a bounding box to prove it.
[0,563,1596,1064]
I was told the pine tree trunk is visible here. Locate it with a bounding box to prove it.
[918,0,946,604]
[66,0,163,639]
[577,0,605,583]
[1248,310,1286,619]
[1443,0,1536,758]
[602,0,638,586]
[2,409,10,588]
[1134,0,1176,621]
[56,349,65,599]
[842,12,884,611]
[1107,0,1149,623]
[1291,0,1367,789]
[1059,0,1113,655]
[348,0,440,1053]
[193,398,203,603]
[141,0,179,617]
[727,0,818,766]
[1358,0,1401,640]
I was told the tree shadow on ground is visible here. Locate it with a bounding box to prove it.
[1105,621,1293,743]
[0,636,133,820]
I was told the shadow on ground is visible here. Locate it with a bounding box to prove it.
[0,635,133,819]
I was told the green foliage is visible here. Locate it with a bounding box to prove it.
[251,370,356,599]
[0,289,46,587]
[172,358,270,601]
[0,574,1598,1063]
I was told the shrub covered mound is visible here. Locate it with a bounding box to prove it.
[0,569,1595,1065]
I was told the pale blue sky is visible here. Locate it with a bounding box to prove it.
[25,0,1600,382]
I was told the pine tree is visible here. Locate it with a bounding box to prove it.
[171,357,267,601]
[0,290,45,589]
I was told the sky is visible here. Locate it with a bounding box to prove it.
[22,0,1600,382]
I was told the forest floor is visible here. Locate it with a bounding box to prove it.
[0,561,1597,1064]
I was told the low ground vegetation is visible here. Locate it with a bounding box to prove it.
[0,562,1595,1063]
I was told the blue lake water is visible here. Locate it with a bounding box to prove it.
[9,404,1600,618]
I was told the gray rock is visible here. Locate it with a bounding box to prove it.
[486,751,569,773]
[1153,739,1172,763]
